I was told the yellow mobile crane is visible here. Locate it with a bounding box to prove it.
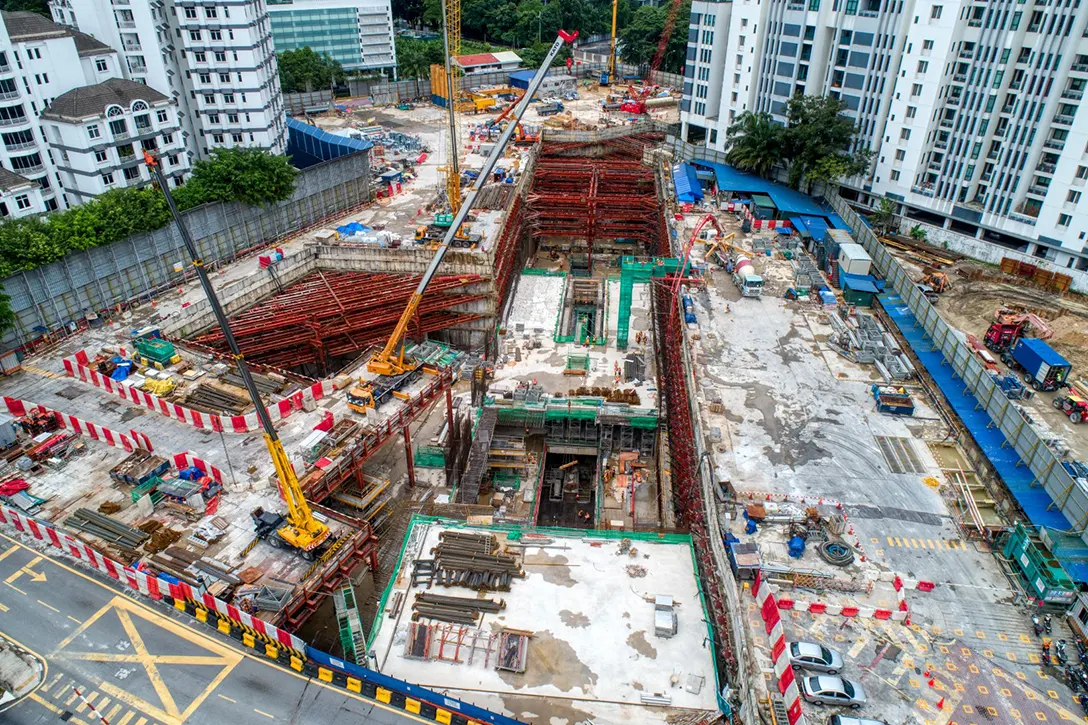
[365,29,580,388]
[144,153,330,560]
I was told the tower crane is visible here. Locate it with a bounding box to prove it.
[441,0,462,214]
[143,153,330,560]
[648,0,686,83]
[600,0,619,86]
[366,29,579,381]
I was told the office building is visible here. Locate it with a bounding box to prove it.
[268,0,396,76]
[681,0,1088,268]
[50,0,288,158]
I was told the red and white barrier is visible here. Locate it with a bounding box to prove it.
[3,397,140,453]
[722,202,793,231]
[172,452,226,485]
[63,350,302,434]
[0,503,307,654]
[752,570,806,725]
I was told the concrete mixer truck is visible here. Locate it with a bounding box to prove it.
[732,255,764,298]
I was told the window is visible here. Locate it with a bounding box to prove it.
[731,92,738,103]
[890,170,900,181]
[219,73,230,83]
[931,5,943,19]
[94,149,108,163]
[223,93,234,104]
[204,94,214,104]
[895,149,906,160]
[162,133,173,145]
[906,106,917,118]
[911,83,923,96]
[214,51,226,63]
[184,7,196,18]
[917,60,928,73]
[1077,165,1088,180]
[108,119,127,136]
[168,154,179,166]
[102,172,115,186]
[232,133,242,143]
[227,113,238,124]
[156,109,168,123]
[208,113,220,123]
[205,6,217,18]
[134,114,150,130]
[923,39,934,50]
[95,58,108,72]
[199,73,211,83]
[1069,190,1083,204]
[86,124,100,139]
[0,202,8,217]
[210,30,221,41]
[189,30,201,41]
[194,51,206,63]
[29,48,40,60]
[212,133,224,143]
[123,166,140,181]
[900,128,911,140]
[1059,214,1072,227]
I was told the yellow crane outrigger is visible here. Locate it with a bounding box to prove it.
[145,152,330,559]
[367,29,580,380]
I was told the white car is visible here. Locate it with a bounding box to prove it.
[789,642,844,674]
[800,675,867,708]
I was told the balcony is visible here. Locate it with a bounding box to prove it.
[0,62,11,74]
[4,141,35,152]
[1044,139,1065,150]
[1027,185,1049,196]
[940,118,954,129]
[787,1,804,8]
[968,19,982,27]
[1009,80,1021,90]
[1001,105,1015,114]
[928,161,943,171]
[15,163,44,176]
[112,130,131,140]
[912,185,936,198]
[128,63,147,74]
[859,9,879,17]
[0,115,28,127]
[1008,212,1038,225]
[112,0,131,4]
[117,19,136,28]
[1062,89,1084,100]
[123,42,142,52]
[1037,162,1057,174]
[1054,114,1075,126]
[0,90,18,101]
[987,150,1001,160]
[1072,63,1088,73]
[981,172,992,182]
[935,140,948,150]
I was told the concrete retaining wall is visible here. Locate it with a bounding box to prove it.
[2,152,372,350]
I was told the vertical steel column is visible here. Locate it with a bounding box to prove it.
[446,387,454,430]
[403,426,416,489]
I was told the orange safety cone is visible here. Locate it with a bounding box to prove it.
[935,697,944,710]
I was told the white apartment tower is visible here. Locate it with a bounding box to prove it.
[50,0,287,159]
[681,0,1088,269]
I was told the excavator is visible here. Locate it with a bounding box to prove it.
[360,29,580,405]
[144,152,330,560]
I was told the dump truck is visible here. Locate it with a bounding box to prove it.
[1001,338,1071,392]
[732,256,764,298]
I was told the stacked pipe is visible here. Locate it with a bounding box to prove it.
[431,532,523,591]
[64,509,150,549]
[411,592,505,624]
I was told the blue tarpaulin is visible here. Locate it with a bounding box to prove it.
[337,222,369,237]
[672,163,704,203]
[286,117,373,169]
[838,272,884,294]
[109,358,134,381]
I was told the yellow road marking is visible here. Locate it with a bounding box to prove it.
[254,709,275,718]
[0,601,7,612]
[4,581,26,595]
[218,694,237,703]
[0,532,438,725]
[75,689,98,711]
[42,672,63,692]
[37,599,59,613]
[135,718,148,725]
[68,615,83,624]
[0,546,18,563]
[65,687,80,706]
[116,712,136,725]
[6,556,46,585]
[105,703,123,721]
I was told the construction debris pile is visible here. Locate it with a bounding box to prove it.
[827,307,915,381]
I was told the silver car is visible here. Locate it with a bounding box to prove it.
[800,675,867,708]
[789,642,844,674]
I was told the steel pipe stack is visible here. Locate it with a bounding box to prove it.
[411,592,506,624]
[431,532,523,591]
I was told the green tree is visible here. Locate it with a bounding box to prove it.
[392,0,426,24]
[0,287,14,339]
[781,94,870,190]
[179,148,300,207]
[801,152,870,195]
[277,47,345,93]
[724,112,783,178]
[617,0,689,72]
[395,36,442,78]
[869,196,898,236]
[518,41,572,69]
[0,0,50,17]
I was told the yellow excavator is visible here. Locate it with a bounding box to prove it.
[365,29,580,389]
[145,152,330,559]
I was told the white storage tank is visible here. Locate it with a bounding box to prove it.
[837,242,872,277]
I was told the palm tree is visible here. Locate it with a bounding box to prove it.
[869,197,897,236]
[909,224,928,242]
[725,112,783,178]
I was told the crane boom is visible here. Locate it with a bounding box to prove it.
[144,152,329,554]
[648,0,685,81]
[368,29,579,377]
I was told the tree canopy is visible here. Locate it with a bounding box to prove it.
[725,95,872,193]
[277,47,345,93]
[0,149,299,278]
[0,0,49,17]
[618,0,690,73]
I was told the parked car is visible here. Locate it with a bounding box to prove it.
[800,676,867,708]
[789,642,844,674]
[827,716,887,725]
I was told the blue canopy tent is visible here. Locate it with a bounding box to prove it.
[672,163,704,204]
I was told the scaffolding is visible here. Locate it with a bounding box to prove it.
[333,581,367,664]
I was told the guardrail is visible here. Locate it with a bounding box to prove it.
[828,194,1088,541]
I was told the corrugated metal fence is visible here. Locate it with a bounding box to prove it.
[2,152,372,350]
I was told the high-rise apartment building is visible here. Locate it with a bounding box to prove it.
[681,0,1088,269]
[50,0,288,159]
[268,0,396,77]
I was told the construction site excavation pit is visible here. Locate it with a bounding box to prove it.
[370,518,720,725]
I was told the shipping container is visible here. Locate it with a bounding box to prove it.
[837,242,872,277]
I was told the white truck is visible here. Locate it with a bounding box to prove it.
[732,255,764,298]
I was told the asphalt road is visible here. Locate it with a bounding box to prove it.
[0,533,422,725]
